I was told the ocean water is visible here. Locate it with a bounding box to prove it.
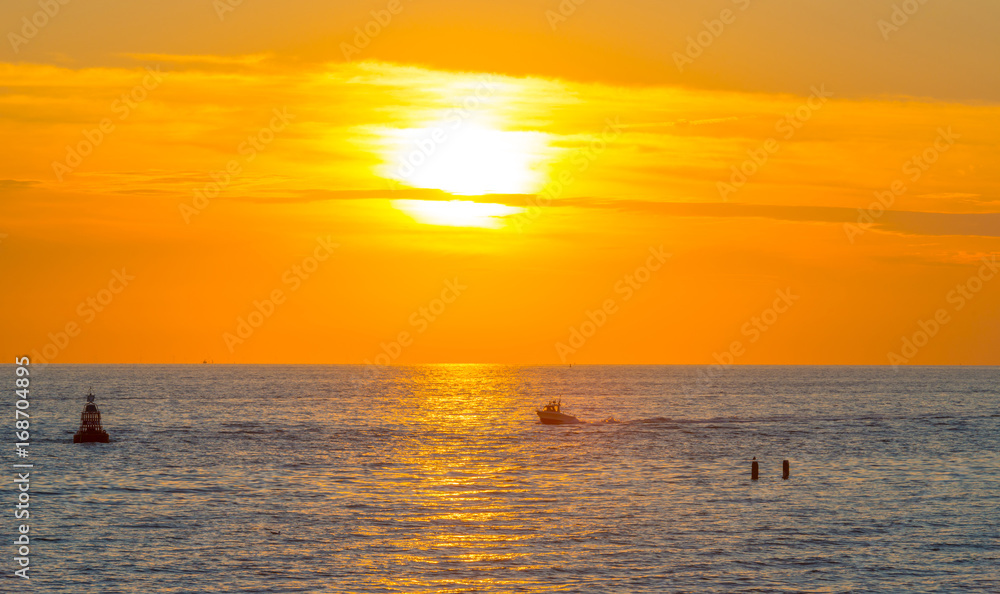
[4,364,999,593]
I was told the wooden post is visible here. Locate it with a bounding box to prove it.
[751,457,758,480]
[782,460,790,479]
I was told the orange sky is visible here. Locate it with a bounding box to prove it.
[1,0,998,365]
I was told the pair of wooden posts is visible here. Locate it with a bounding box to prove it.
[750,457,789,480]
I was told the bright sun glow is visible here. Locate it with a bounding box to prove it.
[391,199,526,229]
[382,121,552,196]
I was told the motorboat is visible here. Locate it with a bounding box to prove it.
[536,399,581,424]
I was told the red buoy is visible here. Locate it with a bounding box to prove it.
[73,391,110,443]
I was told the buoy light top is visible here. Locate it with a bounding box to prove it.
[87,391,95,403]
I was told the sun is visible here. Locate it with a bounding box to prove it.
[391,199,525,229]
[381,120,553,196]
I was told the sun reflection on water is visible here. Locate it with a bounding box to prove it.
[356,365,546,589]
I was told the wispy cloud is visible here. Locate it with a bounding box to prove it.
[0,179,36,191]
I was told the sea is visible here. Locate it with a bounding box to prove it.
[3,364,998,593]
